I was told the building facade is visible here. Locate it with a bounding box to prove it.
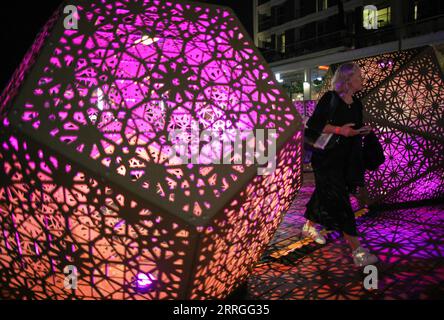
[253,0,444,101]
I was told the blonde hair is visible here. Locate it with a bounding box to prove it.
[330,62,361,96]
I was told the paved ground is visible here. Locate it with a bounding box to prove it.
[248,173,444,300]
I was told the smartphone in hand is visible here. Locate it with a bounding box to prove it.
[357,126,372,134]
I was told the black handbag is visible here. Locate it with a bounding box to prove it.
[362,131,385,171]
[304,92,341,152]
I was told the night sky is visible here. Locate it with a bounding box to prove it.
[0,1,63,91]
[0,0,253,93]
[196,0,254,37]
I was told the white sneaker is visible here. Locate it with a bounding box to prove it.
[352,246,379,267]
[302,222,326,245]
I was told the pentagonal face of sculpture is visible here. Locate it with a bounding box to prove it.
[4,0,301,224]
[0,0,304,300]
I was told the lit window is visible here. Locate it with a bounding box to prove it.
[280,34,286,53]
[258,36,271,49]
[363,5,378,30]
[377,7,391,28]
[318,0,328,11]
[414,3,418,20]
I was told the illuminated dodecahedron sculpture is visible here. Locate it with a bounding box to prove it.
[318,46,444,204]
[0,0,303,299]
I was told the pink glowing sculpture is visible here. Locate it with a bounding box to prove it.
[0,0,303,299]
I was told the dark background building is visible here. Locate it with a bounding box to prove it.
[254,0,444,100]
[2,1,443,102]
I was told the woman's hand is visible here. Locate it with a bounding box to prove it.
[338,123,360,137]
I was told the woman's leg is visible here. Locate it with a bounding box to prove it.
[344,232,379,266]
[303,175,325,242]
[356,186,370,208]
[343,232,361,250]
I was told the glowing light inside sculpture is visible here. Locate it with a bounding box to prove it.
[134,35,160,46]
[137,273,156,288]
[377,58,394,69]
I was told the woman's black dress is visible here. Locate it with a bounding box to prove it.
[304,90,365,236]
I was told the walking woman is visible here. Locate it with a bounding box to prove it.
[302,62,378,267]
